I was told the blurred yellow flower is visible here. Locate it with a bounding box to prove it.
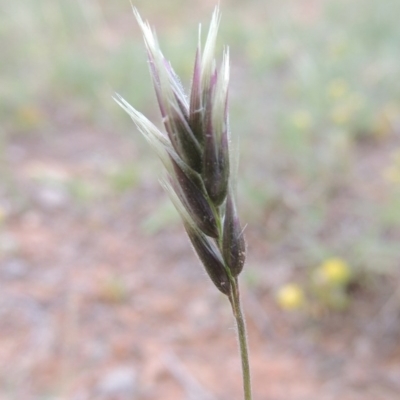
[314,257,351,286]
[276,284,305,310]
[383,165,400,184]
[0,207,6,224]
[392,148,400,165]
[373,104,399,138]
[374,113,391,138]
[16,106,44,129]
[330,106,352,125]
[327,79,348,99]
[291,110,313,131]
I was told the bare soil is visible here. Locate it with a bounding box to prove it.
[1,123,399,400]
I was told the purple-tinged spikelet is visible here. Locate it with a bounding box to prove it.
[170,159,218,238]
[185,225,231,295]
[162,179,230,295]
[189,47,204,145]
[223,192,246,277]
[114,6,246,296]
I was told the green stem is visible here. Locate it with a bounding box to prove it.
[230,278,252,400]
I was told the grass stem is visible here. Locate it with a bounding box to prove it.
[230,279,252,400]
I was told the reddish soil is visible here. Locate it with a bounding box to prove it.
[1,124,399,400]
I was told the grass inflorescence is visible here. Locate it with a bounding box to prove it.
[114,7,246,296]
[115,6,252,400]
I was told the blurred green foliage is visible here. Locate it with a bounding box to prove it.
[1,0,400,282]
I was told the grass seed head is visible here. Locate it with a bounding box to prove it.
[116,6,246,295]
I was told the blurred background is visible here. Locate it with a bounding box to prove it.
[1,0,400,399]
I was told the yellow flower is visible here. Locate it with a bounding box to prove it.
[392,148,400,167]
[373,104,399,139]
[291,110,313,131]
[330,105,352,125]
[327,79,348,99]
[16,106,44,129]
[315,258,351,286]
[0,207,6,224]
[276,284,305,310]
[392,148,400,166]
[383,165,400,184]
